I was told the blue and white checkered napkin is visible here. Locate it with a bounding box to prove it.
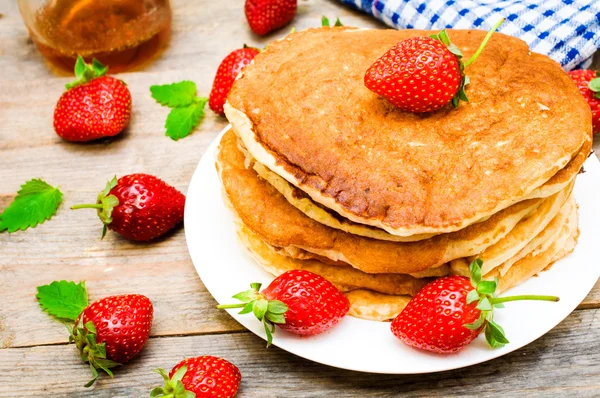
[340,0,600,70]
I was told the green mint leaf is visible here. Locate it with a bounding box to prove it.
[477,280,497,295]
[253,299,268,320]
[36,281,88,321]
[466,289,480,305]
[165,100,207,141]
[267,300,288,314]
[322,16,330,27]
[150,81,198,108]
[0,179,63,232]
[334,18,343,27]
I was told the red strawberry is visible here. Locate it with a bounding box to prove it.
[218,270,350,345]
[151,356,241,398]
[209,47,260,115]
[72,173,185,241]
[364,19,504,113]
[54,56,131,142]
[568,69,600,134]
[245,0,297,36]
[73,294,153,386]
[391,259,559,354]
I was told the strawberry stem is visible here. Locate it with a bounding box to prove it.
[216,303,247,309]
[463,18,505,67]
[71,204,104,210]
[490,295,559,304]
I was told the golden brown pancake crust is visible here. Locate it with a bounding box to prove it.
[227,27,591,234]
[217,129,547,274]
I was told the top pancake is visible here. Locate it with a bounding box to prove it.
[226,27,591,236]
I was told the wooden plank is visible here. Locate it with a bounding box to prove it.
[1,308,600,397]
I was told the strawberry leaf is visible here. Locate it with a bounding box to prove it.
[253,299,268,320]
[485,320,509,348]
[464,311,486,330]
[476,280,497,295]
[165,100,207,141]
[589,77,600,98]
[150,81,198,108]
[239,301,255,315]
[36,281,88,321]
[469,259,483,287]
[466,289,479,305]
[66,56,107,89]
[265,312,286,324]
[267,300,288,314]
[0,179,63,233]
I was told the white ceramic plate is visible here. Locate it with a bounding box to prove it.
[184,127,600,374]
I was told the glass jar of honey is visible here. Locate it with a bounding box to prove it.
[18,0,172,74]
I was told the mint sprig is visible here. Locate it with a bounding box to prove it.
[150,81,208,141]
[36,281,88,321]
[464,259,559,349]
[217,282,288,347]
[0,179,63,233]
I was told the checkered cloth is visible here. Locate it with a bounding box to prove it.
[340,0,600,70]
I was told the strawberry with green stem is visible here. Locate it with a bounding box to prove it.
[151,356,241,398]
[71,174,185,241]
[364,19,504,113]
[217,270,350,346]
[391,259,559,353]
[54,56,131,142]
[36,281,153,386]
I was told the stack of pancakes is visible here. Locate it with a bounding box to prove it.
[216,27,592,321]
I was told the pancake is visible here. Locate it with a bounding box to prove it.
[345,290,410,322]
[497,195,575,276]
[235,221,431,296]
[234,203,578,320]
[218,129,548,275]
[245,132,589,242]
[226,27,591,237]
[450,192,574,275]
[450,197,579,292]
[473,182,572,274]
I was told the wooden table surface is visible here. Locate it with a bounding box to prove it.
[1,1,600,396]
